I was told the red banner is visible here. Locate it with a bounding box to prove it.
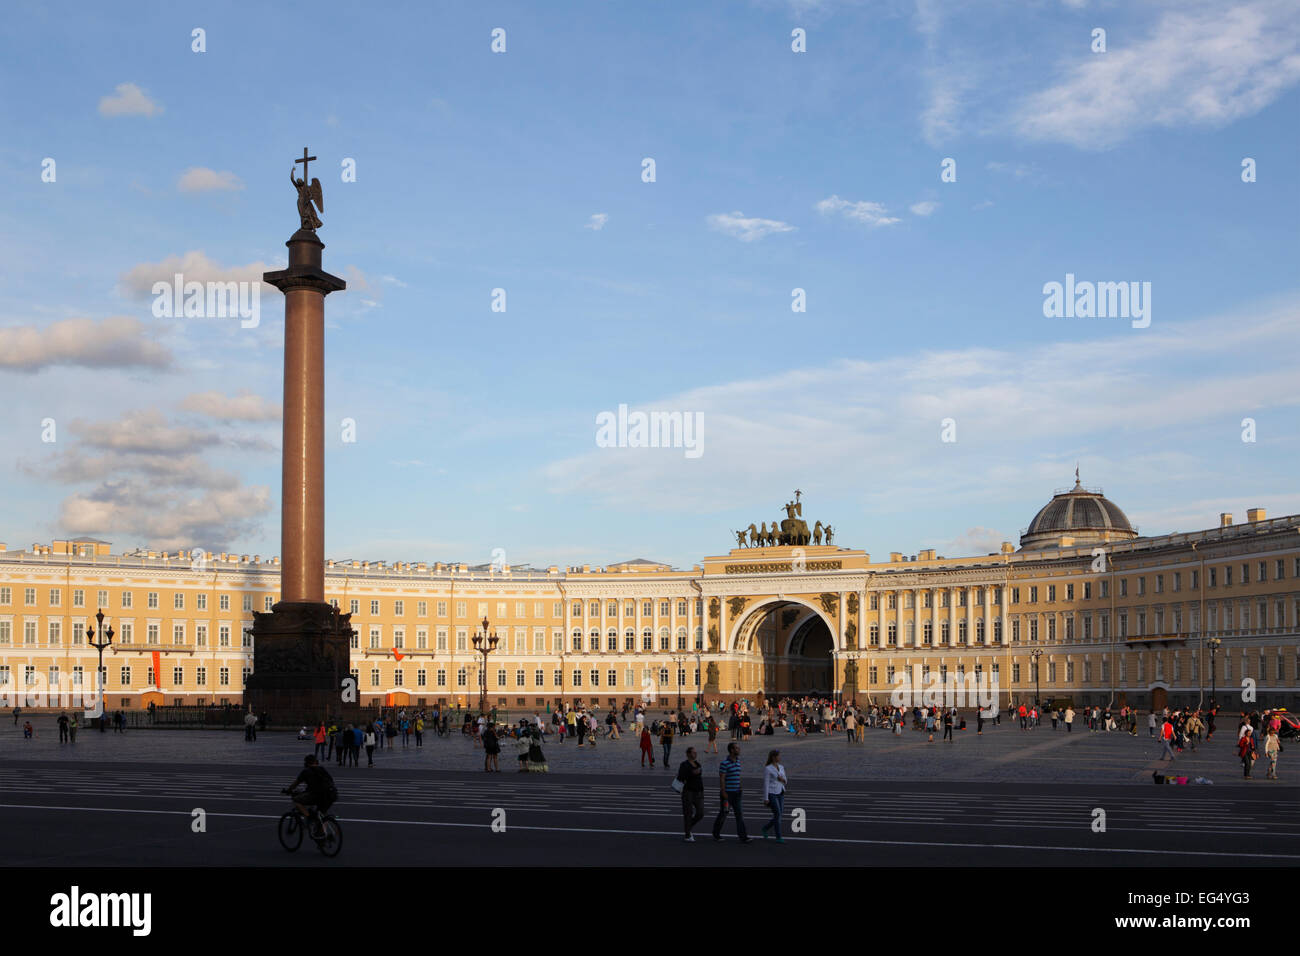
[152,651,162,689]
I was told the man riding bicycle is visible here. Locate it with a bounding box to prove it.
[285,754,337,838]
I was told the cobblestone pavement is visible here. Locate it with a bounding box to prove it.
[0,713,1274,786]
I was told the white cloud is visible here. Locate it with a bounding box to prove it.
[815,195,900,227]
[118,250,273,299]
[585,213,609,231]
[706,211,797,242]
[1014,0,1300,148]
[910,200,940,216]
[0,317,171,372]
[177,167,244,192]
[98,82,162,117]
[541,297,1300,539]
[181,390,281,422]
[986,161,1033,179]
[25,409,272,551]
[946,527,1012,556]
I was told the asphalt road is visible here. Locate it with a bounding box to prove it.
[0,759,1294,867]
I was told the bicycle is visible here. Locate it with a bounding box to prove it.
[278,787,343,857]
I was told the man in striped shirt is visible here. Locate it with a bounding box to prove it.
[711,742,750,842]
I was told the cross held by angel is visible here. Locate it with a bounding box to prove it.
[291,147,324,231]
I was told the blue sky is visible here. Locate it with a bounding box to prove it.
[1,0,1297,569]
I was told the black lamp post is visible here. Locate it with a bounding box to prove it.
[669,653,689,711]
[471,616,499,715]
[1029,647,1044,710]
[86,609,114,731]
[1207,637,1222,711]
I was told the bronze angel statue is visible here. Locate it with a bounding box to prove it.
[292,167,324,230]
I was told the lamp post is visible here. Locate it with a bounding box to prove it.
[1029,647,1044,710]
[669,653,689,711]
[85,609,114,732]
[471,616,499,715]
[694,649,703,708]
[1207,637,1222,712]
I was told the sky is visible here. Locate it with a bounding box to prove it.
[0,0,1297,570]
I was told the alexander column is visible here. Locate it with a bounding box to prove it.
[244,148,356,726]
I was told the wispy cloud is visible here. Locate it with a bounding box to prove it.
[24,409,272,551]
[118,251,272,299]
[0,317,171,372]
[98,82,162,118]
[707,211,797,242]
[1014,0,1300,148]
[910,200,940,216]
[181,390,281,422]
[542,298,1300,539]
[815,195,900,227]
[177,167,244,192]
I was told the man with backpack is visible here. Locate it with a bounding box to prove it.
[286,754,338,839]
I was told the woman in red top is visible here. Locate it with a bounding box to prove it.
[639,727,655,767]
[313,723,327,761]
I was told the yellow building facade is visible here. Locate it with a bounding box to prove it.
[2,484,1298,714]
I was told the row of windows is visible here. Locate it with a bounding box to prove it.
[0,664,240,688]
[4,562,1298,616]
[346,666,700,689]
[0,621,246,647]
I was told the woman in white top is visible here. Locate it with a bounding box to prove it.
[761,750,788,843]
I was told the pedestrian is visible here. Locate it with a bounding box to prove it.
[414,716,424,747]
[1238,728,1257,778]
[639,725,655,767]
[706,715,719,753]
[1264,728,1280,780]
[1050,709,1059,731]
[942,708,954,742]
[483,723,500,772]
[1148,712,1157,737]
[364,724,377,767]
[244,710,258,742]
[1159,717,1176,761]
[1064,706,1074,733]
[69,714,78,742]
[711,742,750,843]
[844,709,856,743]
[313,723,327,760]
[660,716,675,767]
[976,705,985,735]
[1018,703,1027,731]
[57,712,69,743]
[925,708,936,742]
[677,746,705,841]
[760,749,787,843]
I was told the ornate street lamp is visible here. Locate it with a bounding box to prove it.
[86,609,114,732]
[471,616,499,715]
[669,653,689,711]
[1029,647,1045,710]
[1207,637,1222,712]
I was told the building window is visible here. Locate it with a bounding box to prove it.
[371,669,381,687]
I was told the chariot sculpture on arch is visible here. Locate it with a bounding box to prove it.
[733,490,831,548]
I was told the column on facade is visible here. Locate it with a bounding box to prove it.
[948,586,957,648]
[977,587,987,647]
[930,587,939,650]
[893,590,902,648]
[965,586,974,647]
